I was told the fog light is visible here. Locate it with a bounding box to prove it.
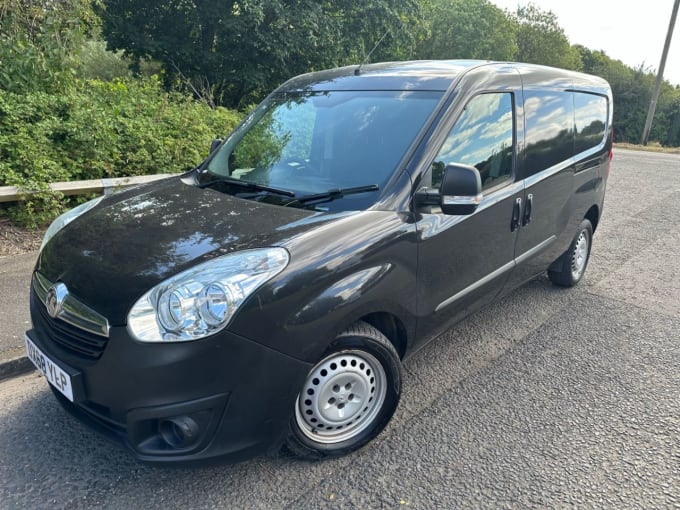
[158,416,200,448]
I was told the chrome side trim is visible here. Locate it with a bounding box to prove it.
[435,260,515,312]
[434,235,558,313]
[524,159,574,188]
[515,235,557,265]
[33,272,110,337]
[476,180,524,214]
[524,136,607,186]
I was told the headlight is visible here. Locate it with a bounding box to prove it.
[40,196,105,252]
[127,248,289,342]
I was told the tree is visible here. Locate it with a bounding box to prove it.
[97,0,423,108]
[514,4,581,71]
[666,94,680,146]
[418,0,517,61]
[0,0,97,93]
[578,44,680,145]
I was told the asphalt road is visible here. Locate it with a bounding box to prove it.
[1,149,679,509]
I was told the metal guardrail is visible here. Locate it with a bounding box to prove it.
[0,174,178,203]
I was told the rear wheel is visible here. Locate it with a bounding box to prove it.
[285,321,401,459]
[549,219,593,287]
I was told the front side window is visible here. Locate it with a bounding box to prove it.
[203,90,443,210]
[431,92,514,191]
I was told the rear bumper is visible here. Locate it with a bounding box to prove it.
[29,291,311,463]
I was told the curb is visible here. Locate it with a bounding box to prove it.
[0,355,35,381]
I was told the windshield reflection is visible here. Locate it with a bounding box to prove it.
[203,90,443,209]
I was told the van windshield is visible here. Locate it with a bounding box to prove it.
[202,90,442,209]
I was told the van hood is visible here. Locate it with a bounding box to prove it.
[36,177,330,325]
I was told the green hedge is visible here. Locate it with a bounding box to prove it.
[0,77,242,226]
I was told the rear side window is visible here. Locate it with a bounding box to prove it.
[431,92,514,191]
[574,93,607,154]
[524,91,574,175]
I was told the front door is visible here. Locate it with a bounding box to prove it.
[415,89,523,341]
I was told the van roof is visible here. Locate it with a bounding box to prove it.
[278,60,611,95]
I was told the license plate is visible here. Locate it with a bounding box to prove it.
[25,334,74,402]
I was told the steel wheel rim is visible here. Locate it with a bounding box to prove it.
[295,350,387,444]
[571,230,589,280]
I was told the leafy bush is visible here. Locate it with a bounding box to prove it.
[0,77,242,226]
[78,40,132,81]
[78,40,163,81]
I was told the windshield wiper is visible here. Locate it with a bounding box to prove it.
[198,177,295,197]
[293,184,380,204]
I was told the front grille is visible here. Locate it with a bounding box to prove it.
[34,296,109,359]
[31,272,111,360]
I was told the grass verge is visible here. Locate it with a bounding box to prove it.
[614,143,680,154]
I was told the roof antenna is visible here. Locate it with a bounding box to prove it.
[354,30,390,76]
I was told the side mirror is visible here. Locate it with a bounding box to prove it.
[439,163,482,215]
[210,138,223,154]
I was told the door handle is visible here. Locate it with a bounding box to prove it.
[511,197,522,232]
[522,193,533,226]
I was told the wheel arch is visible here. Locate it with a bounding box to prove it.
[585,204,599,232]
[357,311,408,360]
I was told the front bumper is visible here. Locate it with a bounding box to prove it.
[29,290,311,463]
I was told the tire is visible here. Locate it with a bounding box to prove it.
[548,219,593,287]
[285,321,402,460]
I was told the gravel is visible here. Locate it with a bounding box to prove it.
[0,218,44,257]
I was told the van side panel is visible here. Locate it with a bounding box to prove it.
[511,87,577,286]
[501,72,611,291]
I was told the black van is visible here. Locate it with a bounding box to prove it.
[25,60,612,463]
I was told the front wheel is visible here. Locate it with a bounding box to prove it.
[285,321,402,459]
[548,219,593,287]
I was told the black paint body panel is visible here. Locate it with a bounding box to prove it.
[29,60,612,462]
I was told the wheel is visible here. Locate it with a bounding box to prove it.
[548,219,593,287]
[285,321,402,459]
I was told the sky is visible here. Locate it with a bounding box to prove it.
[489,0,680,86]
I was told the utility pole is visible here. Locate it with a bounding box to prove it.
[641,0,680,145]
